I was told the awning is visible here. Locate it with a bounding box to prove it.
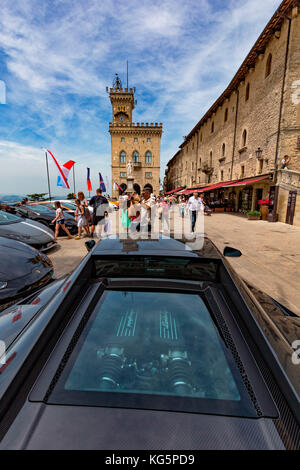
[165,187,184,194]
[222,176,270,188]
[177,175,270,196]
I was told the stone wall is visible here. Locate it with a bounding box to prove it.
[166,7,300,191]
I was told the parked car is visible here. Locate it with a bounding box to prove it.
[0,236,299,449]
[0,236,54,307]
[0,210,56,252]
[5,204,77,234]
[28,201,76,217]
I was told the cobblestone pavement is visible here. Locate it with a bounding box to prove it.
[201,213,300,316]
[47,211,300,316]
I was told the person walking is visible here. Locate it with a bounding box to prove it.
[159,197,170,233]
[178,196,186,218]
[51,201,73,240]
[89,188,109,238]
[140,188,155,233]
[77,191,90,236]
[128,193,141,233]
[186,192,204,232]
[74,198,86,239]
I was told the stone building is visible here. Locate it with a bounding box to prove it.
[109,77,162,198]
[165,0,300,226]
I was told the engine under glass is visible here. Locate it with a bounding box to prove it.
[62,290,242,402]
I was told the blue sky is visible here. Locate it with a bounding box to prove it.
[0,0,282,196]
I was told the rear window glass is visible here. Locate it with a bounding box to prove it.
[0,210,20,224]
[94,256,218,282]
[48,290,256,417]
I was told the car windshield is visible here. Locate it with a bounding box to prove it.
[61,202,76,210]
[30,204,55,213]
[94,256,218,282]
[0,210,20,224]
[48,289,256,417]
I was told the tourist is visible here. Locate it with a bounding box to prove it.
[140,188,155,232]
[128,193,141,233]
[281,155,290,170]
[89,188,109,238]
[121,197,131,232]
[103,211,113,237]
[178,196,186,218]
[77,191,90,236]
[51,201,73,240]
[159,197,170,232]
[186,191,204,232]
[74,198,86,239]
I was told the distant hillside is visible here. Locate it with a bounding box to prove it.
[0,194,24,202]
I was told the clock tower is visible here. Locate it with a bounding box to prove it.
[108,74,163,198]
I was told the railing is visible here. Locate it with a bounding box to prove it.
[133,161,142,168]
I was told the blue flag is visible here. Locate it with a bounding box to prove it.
[99,172,106,192]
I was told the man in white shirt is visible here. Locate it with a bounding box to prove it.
[140,188,155,232]
[186,192,204,232]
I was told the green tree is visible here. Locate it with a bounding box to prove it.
[27,193,48,201]
[67,193,76,200]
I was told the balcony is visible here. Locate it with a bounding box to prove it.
[277,169,300,190]
[133,161,142,169]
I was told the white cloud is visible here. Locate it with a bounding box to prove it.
[0,0,282,193]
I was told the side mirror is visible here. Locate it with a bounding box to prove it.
[85,240,96,252]
[223,246,242,257]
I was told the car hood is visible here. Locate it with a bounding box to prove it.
[0,237,50,281]
[0,219,54,243]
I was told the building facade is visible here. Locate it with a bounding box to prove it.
[165,0,300,226]
[109,80,162,198]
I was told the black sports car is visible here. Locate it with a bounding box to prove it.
[0,236,299,450]
[0,210,56,252]
[4,204,77,234]
[0,236,54,307]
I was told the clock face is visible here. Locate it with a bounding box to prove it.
[118,114,125,123]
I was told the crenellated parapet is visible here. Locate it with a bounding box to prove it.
[109,122,163,128]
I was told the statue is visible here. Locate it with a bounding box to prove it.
[127,160,133,177]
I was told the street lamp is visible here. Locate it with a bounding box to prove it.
[256,147,263,159]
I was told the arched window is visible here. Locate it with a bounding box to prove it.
[120,151,126,163]
[245,83,250,101]
[211,121,214,133]
[265,53,272,78]
[222,143,226,157]
[145,151,152,163]
[133,151,139,162]
[242,129,247,147]
[224,108,228,122]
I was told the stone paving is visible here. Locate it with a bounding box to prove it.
[48,211,300,316]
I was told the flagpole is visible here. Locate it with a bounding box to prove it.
[45,151,52,201]
[73,164,76,196]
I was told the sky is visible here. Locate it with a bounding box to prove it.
[0,0,282,196]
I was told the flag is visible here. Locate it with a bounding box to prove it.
[87,168,92,192]
[105,176,110,193]
[99,172,106,192]
[57,160,75,188]
[46,149,71,189]
[113,180,123,191]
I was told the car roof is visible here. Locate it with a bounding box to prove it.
[92,236,221,259]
